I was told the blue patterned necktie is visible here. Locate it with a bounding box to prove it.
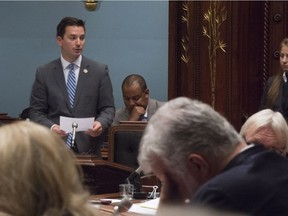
[66,63,76,148]
[67,63,76,108]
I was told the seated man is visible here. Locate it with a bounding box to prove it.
[138,97,288,216]
[112,74,165,125]
[240,109,288,156]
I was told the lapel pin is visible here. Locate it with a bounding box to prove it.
[83,69,88,74]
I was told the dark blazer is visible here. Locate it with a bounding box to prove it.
[260,76,281,109]
[192,145,288,216]
[29,56,115,155]
[259,76,288,117]
[112,98,165,126]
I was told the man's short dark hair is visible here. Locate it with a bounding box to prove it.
[122,74,147,92]
[56,17,85,38]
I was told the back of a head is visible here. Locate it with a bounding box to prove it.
[240,109,288,154]
[240,109,273,136]
[138,97,242,174]
[0,121,97,216]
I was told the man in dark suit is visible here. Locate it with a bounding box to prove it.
[29,17,115,156]
[112,74,165,126]
[138,97,288,216]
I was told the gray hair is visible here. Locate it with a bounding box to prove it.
[240,109,288,154]
[138,97,242,174]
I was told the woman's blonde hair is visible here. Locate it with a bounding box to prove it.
[0,121,98,216]
[267,38,288,107]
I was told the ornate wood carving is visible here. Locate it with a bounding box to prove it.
[169,1,288,130]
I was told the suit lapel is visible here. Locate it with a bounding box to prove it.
[53,59,72,111]
[74,57,91,109]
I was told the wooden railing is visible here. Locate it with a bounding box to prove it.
[0,113,19,125]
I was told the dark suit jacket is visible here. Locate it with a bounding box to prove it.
[192,145,288,216]
[259,76,288,119]
[112,98,165,126]
[29,56,115,155]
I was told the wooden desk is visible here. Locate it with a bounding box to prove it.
[89,194,150,216]
[98,205,146,216]
[76,155,134,194]
[0,113,19,124]
[76,154,160,216]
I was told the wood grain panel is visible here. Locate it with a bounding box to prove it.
[169,1,288,130]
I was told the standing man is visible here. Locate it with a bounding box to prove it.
[29,17,115,156]
[112,74,165,126]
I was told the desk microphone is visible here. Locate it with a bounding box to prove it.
[127,167,142,179]
[71,122,78,148]
[125,167,142,192]
[112,197,132,216]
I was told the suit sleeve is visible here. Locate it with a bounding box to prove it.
[192,187,235,213]
[95,65,115,130]
[29,69,55,128]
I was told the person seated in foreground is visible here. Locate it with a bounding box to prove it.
[240,109,288,156]
[138,97,288,216]
[0,121,99,216]
[112,74,165,126]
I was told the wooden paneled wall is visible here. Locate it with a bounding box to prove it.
[169,1,288,130]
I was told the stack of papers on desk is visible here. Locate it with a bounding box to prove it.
[129,198,159,215]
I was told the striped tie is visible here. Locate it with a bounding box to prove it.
[66,64,76,148]
[67,63,76,108]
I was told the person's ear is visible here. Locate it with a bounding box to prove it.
[144,89,149,97]
[56,36,63,46]
[187,153,210,183]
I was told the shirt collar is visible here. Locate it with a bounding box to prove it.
[239,143,255,153]
[60,55,82,69]
[144,106,148,117]
[283,72,287,83]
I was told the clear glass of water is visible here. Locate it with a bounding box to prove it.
[119,184,134,199]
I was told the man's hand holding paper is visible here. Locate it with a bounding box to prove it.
[60,116,94,133]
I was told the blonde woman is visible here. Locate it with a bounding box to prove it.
[260,38,288,121]
[0,121,99,216]
[240,109,288,156]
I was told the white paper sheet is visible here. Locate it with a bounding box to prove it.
[60,116,94,133]
[139,198,159,210]
[128,198,159,215]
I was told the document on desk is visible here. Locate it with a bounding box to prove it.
[128,198,159,215]
[60,116,94,133]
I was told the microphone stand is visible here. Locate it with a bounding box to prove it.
[112,197,132,216]
[125,167,142,192]
[71,122,78,153]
